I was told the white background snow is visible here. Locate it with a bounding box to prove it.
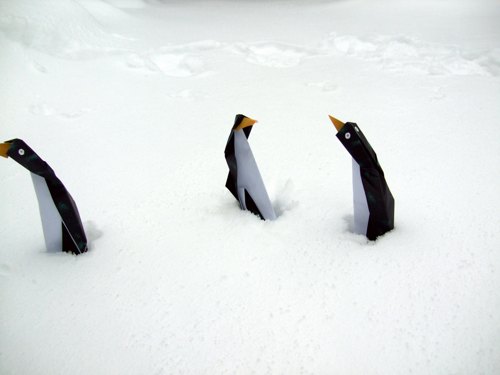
[1,0,499,374]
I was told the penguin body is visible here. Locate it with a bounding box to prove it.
[225,114,276,220]
[1,139,88,254]
[330,116,395,240]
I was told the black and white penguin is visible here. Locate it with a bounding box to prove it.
[329,115,395,240]
[224,114,276,220]
[0,139,88,254]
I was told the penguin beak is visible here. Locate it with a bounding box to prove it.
[0,142,10,158]
[235,116,257,131]
[329,115,345,132]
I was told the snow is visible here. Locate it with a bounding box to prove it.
[1,0,499,373]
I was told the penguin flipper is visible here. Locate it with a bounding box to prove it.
[225,173,239,201]
[45,178,88,254]
[61,220,87,254]
[244,189,265,220]
[62,222,76,254]
[362,167,395,240]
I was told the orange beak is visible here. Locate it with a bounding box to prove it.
[0,142,10,158]
[328,115,345,132]
[235,116,258,131]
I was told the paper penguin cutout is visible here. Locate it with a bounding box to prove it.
[224,114,276,220]
[1,139,88,254]
[329,116,394,240]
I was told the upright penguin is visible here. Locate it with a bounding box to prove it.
[329,115,394,240]
[0,139,88,254]
[224,114,276,220]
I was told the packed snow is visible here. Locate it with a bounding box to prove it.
[1,0,499,374]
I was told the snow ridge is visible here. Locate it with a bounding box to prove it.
[0,0,497,78]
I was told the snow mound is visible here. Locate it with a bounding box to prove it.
[322,33,496,76]
[0,0,131,59]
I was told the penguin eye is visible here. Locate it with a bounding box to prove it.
[18,148,25,156]
[345,132,351,140]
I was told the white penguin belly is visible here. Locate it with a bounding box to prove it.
[31,173,63,252]
[234,131,276,220]
[352,159,369,235]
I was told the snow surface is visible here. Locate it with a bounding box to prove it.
[1,0,499,373]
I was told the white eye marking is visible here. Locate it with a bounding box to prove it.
[345,132,351,140]
[18,149,25,156]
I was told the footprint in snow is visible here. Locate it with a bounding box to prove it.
[29,101,90,119]
[0,263,11,277]
[149,53,205,77]
[231,42,312,68]
[29,102,55,116]
[307,81,339,92]
[322,33,495,77]
[166,89,207,101]
[125,41,221,77]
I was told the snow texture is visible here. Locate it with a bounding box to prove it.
[1,0,499,374]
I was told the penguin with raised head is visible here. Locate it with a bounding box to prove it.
[0,139,88,254]
[224,114,276,220]
[329,115,394,240]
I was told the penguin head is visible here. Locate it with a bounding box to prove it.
[1,139,36,164]
[0,139,51,175]
[233,114,257,137]
[0,139,26,160]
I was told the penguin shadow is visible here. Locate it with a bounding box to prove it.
[83,220,103,251]
[0,263,11,278]
[342,214,355,233]
[270,179,299,218]
[222,179,298,220]
[341,214,371,245]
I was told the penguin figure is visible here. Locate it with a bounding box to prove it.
[224,114,276,220]
[0,139,88,254]
[329,115,394,240]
